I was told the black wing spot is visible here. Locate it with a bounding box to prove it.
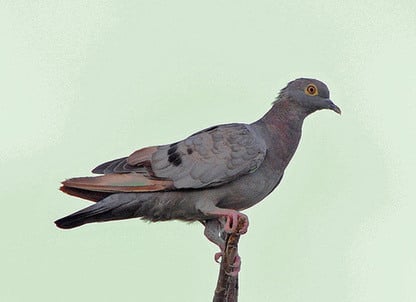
[167,144,178,155]
[187,148,193,155]
[168,152,182,166]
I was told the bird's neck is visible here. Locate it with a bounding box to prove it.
[255,100,307,169]
[261,99,307,133]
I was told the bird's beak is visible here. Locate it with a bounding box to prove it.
[326,99,341,115]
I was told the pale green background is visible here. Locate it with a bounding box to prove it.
[1,1,415,301]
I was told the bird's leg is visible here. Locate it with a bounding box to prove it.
[202,217,244,275]
[203,218,227,262]
[209,208,249,234]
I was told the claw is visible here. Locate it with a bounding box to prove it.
[223,212,248,234]
[214,252,223,263]
[202,213,247,268]
[225,255,241,277]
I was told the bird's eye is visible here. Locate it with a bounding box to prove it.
[305,84,318,96]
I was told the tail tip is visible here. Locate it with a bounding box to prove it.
[54,217,82,229]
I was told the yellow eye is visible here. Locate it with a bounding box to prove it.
[305,84,318,96]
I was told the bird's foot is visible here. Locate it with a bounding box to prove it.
[223,211,248,234]
[214,251,223,263]
[203,218,227,251]
[202,214,247,270]
[214,252,241,276]
[206,209,249,234]
[225,255,241,277]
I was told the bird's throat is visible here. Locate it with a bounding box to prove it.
[262,100,306,133]
[258,100,305,170]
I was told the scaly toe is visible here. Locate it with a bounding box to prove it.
[225,255,241,277]
[238,219,249,234]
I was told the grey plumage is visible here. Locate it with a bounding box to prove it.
[55,78,340,232]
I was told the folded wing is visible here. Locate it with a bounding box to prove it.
[63,123,266,194]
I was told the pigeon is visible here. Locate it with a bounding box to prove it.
[55,78,340,268]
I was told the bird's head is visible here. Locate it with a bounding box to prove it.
[275,78,341,115]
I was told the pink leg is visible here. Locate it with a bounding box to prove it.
[203,219,227,262]
[203,219,226,249]
[202,211,248,269]
[210,209,249,234]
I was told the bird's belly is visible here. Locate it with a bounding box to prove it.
[215,169,284,211]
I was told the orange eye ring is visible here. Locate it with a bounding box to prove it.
[305,84,318,96]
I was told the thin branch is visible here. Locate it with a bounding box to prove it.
[213,217,246,302]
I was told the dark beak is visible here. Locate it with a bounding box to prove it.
[326,99,341,115]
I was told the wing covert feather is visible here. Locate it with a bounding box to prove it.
[91,123,267,190]
[149,124,266,189]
